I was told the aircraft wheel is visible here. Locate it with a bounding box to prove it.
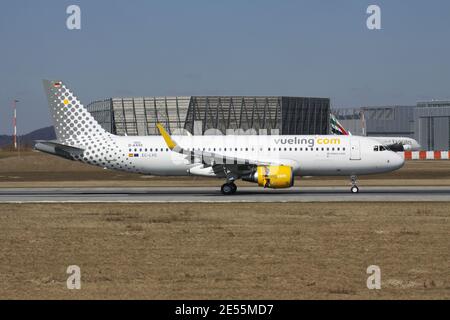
[350,185,359,193]
[230,182,237,194]
[221,183,234,195]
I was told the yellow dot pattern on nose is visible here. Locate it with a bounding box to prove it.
[63,99,69,105]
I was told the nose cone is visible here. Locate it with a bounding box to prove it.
[390,152,405,170]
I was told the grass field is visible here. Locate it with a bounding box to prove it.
[0,202,448,299]
[1,150,450,187]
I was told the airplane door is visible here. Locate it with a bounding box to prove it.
[350,138,361,160]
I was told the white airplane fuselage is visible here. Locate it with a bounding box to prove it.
[113,134,404,177]
[370,136,421,151]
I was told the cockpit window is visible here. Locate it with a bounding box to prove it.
[374,145,387,151]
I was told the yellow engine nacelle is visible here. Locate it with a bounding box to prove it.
[243,165,294,189]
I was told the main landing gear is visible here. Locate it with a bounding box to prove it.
[221,182,237,195]
[350,175,359,193]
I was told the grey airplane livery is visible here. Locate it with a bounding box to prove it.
[35,80,405,195]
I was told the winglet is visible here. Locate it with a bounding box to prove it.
[156,123,177,150]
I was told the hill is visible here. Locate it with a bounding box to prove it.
[0,126,55,148]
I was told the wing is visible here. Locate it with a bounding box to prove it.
[34,140,85,160]
[156,124,297,177]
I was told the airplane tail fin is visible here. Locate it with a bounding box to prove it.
[42,80,109,144]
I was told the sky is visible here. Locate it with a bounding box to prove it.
[1,0,450,134]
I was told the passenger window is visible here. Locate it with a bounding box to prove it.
[374,146,379,151]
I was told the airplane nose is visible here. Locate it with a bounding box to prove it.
[390,152,405,169]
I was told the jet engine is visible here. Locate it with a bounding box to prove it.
[242,165,294,189]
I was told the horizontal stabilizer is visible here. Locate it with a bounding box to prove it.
[34,140,85,160]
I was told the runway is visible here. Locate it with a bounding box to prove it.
[1,186,450,202]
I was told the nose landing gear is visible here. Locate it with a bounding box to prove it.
[350,175,359,193]
[221,182,237,195]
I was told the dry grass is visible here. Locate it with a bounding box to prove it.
[0,202,448,299]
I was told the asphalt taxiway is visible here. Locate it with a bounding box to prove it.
[0,186,450,202]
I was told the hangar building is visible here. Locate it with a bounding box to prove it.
[415,101,450,150]
[87,96,330,136]
[333,102,450,150]
[332,106,415,137]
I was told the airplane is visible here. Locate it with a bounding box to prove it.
[35,80,405,195]
[330,113,421,151]
[369,137,421,152]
